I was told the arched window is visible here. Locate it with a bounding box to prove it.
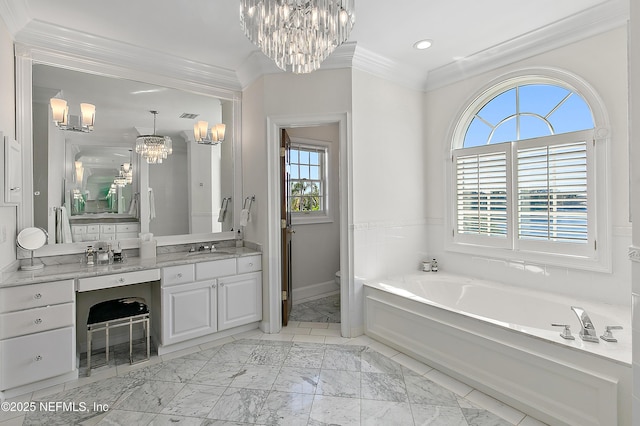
[450,72,608,267]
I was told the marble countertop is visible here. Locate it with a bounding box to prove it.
[0,247,261,288]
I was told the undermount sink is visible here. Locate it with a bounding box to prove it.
[185,250,235,258]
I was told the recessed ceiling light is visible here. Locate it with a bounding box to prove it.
[413,39,433,50]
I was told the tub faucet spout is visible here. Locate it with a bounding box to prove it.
[571,306,599,343]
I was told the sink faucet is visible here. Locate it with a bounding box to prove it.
[571,306,599,343]
[197,243,216,252]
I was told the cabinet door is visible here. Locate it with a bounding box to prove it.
[162,280,217,345]
[218,272,262,331]
[4,135,22,204]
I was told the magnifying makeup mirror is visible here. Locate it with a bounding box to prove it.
[17,227,48,270]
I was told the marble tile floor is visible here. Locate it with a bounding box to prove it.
[288,294,341,323]
[0,323,548,426]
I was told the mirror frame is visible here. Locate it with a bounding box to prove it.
[15,42,242,256]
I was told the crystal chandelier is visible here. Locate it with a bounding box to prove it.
[135,111,172,164]
[240,0,355,74]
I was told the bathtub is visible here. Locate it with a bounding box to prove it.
[363,272,631,426]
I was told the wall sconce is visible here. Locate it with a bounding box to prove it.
[194,121,225,145]
[50,98,96,132]
[120,162,133,184]
[74,161,84,184]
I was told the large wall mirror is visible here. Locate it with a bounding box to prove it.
[16,47,241,254]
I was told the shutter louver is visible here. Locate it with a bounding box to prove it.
[517,141,588,243]
[456,150,508,237]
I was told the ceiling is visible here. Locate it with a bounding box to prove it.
[2,0,626,90]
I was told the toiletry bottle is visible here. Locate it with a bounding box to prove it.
[97,247,108,265]
[86,246,95,266]
[431,258,438,272]
[107,244,114,264]
[113,242,122,263]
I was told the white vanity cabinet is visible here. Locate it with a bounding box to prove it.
[0,279,75,391]
[160,254,262,348]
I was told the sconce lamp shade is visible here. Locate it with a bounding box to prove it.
[80,103,96,129]
[194,121,209,142]
[50,98,68,125]
[215,124,226,142]
[74,161,84,184]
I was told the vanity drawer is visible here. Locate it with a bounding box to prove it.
[0,280,74,313]
[87,225,100,234]
[116,223,140,233]
[237,255,262,274]
[162,264,195,287]
[71,225,86,235]
[0,327,74,390]
[100,224,115,233]
[196,258,237,281]
[0,303,74,339]
[77,269,160,292]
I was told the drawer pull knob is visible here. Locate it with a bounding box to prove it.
[34,293,42,299]
[177,273,183,278]
[220,283,225,287]
[34,318,43,325]
[35,355,42,361]
[118,278,125,283]
[249,263,253,267]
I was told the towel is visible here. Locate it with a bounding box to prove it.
[240,208,251,226]
[217,208,226,223]
[61,205,73,243]
[148,188,156,220]
[128,193,139,219]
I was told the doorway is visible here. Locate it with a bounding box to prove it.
[265,113,352,337]
[281,125,341,325]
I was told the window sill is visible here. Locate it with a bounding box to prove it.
[445,240,611,273]
[292,214,334,226]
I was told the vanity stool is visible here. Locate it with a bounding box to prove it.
[86,297,150,376]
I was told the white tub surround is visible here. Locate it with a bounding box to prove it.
[364,272,631,426]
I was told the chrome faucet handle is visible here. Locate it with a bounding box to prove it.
[600,325,623,342]
[551,323,575,340]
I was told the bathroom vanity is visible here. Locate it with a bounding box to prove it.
[0,247,262,399]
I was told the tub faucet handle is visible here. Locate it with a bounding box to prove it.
[551,323,575,340]
[600,325,623,342]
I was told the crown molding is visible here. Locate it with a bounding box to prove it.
[14,20,242,94]
[426,0,630,92]
[351,45,427,91]
[0,0,29,36]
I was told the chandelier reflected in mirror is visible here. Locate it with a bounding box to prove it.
[240,0,355,74]
[135,110,172,164]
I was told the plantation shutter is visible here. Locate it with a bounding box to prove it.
[455,147,508,238]
[516,136,589,243]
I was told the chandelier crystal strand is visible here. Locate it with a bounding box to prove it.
[240,0,355,74]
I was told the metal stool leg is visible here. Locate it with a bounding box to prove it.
[105,321,110,365]
[129,318,133,364]
[145,317,150,361]
[87,327,92,377]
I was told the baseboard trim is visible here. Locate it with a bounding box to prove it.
[293,280,339,304]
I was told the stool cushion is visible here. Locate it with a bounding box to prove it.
[88,298,149,325]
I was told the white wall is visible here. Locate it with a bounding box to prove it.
[424,27,630,306]
[0,16,16,270]
[351,69,428,332]
[286,124,340,300]
[241,69,351,331]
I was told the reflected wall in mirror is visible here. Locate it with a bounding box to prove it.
[31,64,235,244]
